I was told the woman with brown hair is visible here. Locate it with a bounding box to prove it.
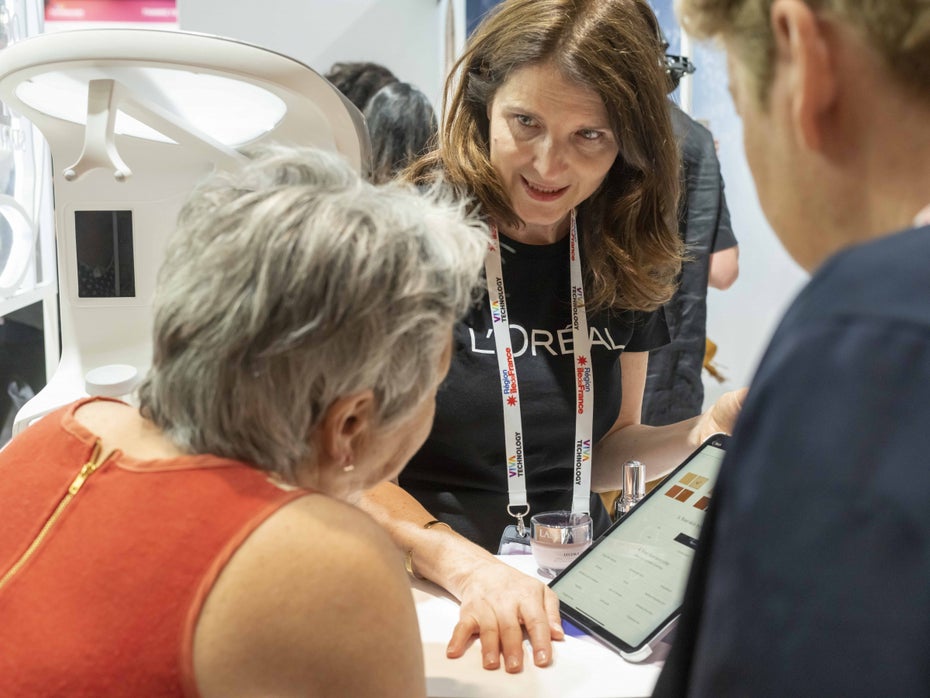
[360,0,744,675]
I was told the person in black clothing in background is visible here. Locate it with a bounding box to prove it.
[642,44,739,427]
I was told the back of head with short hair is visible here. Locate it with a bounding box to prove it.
[364,82,438,184]
[676,0,930,103]
[325,61,399,111]
[137,145,488,481]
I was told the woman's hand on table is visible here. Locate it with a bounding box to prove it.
[446,557,563,673]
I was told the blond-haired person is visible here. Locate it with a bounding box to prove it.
[653,1,930,695]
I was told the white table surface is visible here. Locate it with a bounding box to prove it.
[413,555,665,698]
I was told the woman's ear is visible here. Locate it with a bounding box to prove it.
[318,390,377,470]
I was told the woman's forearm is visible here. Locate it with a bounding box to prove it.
[591,418,705,491]
[357,480,498,599]
[592,388,745,491]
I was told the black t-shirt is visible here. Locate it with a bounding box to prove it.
[654,225,930,697]
[400,229,669,552]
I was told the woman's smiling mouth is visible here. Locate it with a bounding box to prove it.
[521,176,569,201]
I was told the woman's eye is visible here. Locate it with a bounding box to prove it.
[578,129,603,141]
[515,114,536,127]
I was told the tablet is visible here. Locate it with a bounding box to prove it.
[550,434,728,662]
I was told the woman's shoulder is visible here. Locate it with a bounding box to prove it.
[193,494,425,697]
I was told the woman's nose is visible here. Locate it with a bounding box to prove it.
[533,137,567,178]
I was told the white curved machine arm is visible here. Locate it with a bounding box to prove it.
[0,28,371,436]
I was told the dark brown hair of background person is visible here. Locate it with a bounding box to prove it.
[364,82,438,184]
[324,61,398,111]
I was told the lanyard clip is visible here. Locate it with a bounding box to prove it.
[507,504,531,538]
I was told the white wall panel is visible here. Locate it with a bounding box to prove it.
[178,0,443,105]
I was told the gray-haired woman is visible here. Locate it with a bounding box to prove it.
[0,145,488,697]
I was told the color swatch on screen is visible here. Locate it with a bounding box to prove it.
[692,496,711,511]
[665,471,712,505]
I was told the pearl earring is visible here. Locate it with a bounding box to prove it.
[343,464,355,473]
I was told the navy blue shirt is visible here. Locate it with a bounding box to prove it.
[654,225,930,696]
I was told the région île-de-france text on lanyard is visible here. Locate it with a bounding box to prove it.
[485,209,594,537]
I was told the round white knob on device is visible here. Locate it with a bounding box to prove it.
[84,363,140,398]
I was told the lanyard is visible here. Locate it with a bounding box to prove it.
[484,210,594,536]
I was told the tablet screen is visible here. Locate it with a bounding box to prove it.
[551,437,726,652]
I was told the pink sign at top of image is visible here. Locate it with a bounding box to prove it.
[45,0,177,24]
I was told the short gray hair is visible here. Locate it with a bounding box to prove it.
[137,144,488,481]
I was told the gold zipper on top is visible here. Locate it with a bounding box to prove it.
[0,440,112,592]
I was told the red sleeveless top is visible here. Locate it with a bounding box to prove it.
[0,399,309,696]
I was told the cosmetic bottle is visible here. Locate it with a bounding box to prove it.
[615,460,646,518]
